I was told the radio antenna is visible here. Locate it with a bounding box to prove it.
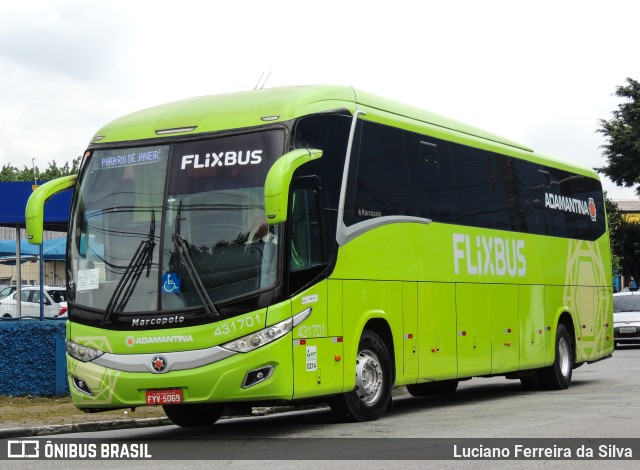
[254,72,264,90]
[254,72,272,90]
[260,72,271,89]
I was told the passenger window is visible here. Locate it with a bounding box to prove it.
[290,188,323,272]
[347,121,412,225]
[455,147,510,230]
[405,136,458,222]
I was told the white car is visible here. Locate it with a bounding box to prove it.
[0,285,16,299]
[613,291,640,346]
[0,286,68,318]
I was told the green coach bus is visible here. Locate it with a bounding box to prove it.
[26,86,613,426]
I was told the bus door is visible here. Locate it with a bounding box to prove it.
[289,177,344,399]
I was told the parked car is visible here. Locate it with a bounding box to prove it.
[0,285,16,299]
[59,301,68,317]
[613,291,640,346]
[0,286,67,318]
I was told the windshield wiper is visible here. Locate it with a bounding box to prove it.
[172,201,219,318]
[103,211,156,324]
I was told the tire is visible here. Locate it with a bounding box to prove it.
[162,403,225,427]
[329,330,393,422]
[537,323,574,390]
[406,379,458,397]
[2,313,11,318]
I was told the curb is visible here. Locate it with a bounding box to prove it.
[0,417,172,439]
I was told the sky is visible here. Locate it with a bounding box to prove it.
[1,0,639,199]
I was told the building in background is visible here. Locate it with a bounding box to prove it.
[0,181,71,289]
[0,231,66,287]
[615,200,640,221]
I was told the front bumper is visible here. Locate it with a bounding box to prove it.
[67,333,294,409]
[614,323,640,344]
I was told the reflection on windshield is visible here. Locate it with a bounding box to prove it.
[162,188,278,308]
[68,130,284,315]
[69,145,168,313]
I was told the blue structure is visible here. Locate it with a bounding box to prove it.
[0,237,66,262]
[0,319,68,396]
[0,181,72,229]
[0,182,72,396]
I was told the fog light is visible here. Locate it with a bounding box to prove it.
[72,376,94,396]
[242,365,275,388]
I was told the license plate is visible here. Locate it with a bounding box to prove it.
[145,389,183,405]
[619,326,637,334]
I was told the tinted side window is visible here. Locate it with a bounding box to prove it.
[495,154,527,232]
[336,117,606,241]
[454,146,510,231]
[405,135,458,222]
[292,113,352,263]
[290,188,324,272]
[511,159,548,235]
[346,120,412,226]
[541,167,606,239]
[292,114,351,211]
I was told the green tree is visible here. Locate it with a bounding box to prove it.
[39,159,80,180]
[0,164,19,182]
[606,196,640,286]
[598,77,640,194]
[611,217,640,287]
[606,196,622,275]
[0,158,80,183]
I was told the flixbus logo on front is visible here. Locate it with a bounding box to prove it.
[181,150,262,170]
[453,233,526,277]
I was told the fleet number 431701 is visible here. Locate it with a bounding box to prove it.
[213,315,262,336]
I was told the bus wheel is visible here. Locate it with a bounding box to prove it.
[329,330,392,422]
[2,313,11,318]
[163,403,225,427]
[406,379,458,397]
[538,323,574,390]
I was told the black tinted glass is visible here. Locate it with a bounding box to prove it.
[346,120,413,225]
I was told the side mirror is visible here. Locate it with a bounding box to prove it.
[25,175,77,245]
[264,148,322,224]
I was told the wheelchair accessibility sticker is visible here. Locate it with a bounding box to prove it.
[162,273,180,294]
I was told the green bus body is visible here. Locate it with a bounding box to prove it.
[27,86,612,424]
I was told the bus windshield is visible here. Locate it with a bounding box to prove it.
[68,130,285,314]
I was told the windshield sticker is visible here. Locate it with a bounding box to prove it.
[162,273,180,294]
[77,268,100,291]
[98,149,163,169]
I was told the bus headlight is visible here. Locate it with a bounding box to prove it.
[66,340,105,362]
[221,307,312,353]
